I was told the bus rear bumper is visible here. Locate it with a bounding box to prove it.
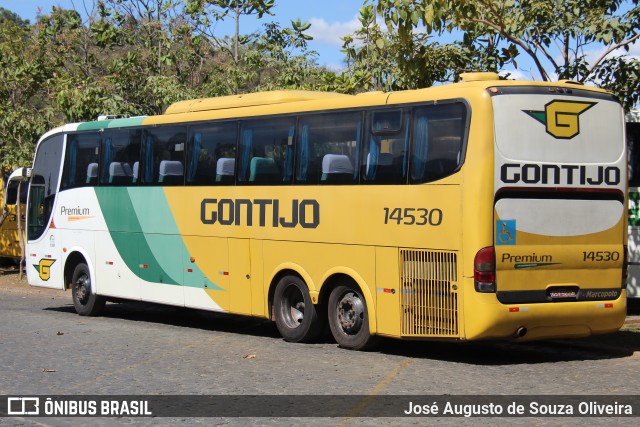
[464,291,627,342]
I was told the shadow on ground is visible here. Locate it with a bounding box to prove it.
[44,298,640,366]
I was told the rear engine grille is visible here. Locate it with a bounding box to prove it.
[400,250,459,337]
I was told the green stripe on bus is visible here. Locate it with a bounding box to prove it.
[76,116,147,131]
[95,187,179,285]
[95,187,222,290]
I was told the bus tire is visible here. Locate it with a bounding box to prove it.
[328,284,379,351]
[71,262,105,316]
[274,275,325,343]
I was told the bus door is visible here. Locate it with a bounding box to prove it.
[492,91,626,304]
[27,134,65,289]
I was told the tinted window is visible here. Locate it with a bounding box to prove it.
[296,112,362,185]
[101,129,141,185]
[410,103,466,183]
[28,134,63,240]
[141,126,186,185]
[61,132,100,189]
[4,176,28,205]
[362,109,409,184]
[187,123,237,185]
[238,118,295,185]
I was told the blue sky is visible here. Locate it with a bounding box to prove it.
[2,0,363,69]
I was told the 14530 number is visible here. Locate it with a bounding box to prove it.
[383,207,443,226]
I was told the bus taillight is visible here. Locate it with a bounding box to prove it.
[475,247,496,293]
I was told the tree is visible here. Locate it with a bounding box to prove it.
[342,5,463,91]
[366,0,640,110]
[0,8,55,168]
[186,0,274,63]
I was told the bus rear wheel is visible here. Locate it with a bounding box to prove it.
[328,284,379,351]
[71,262,105,316]
[274,275,325,343]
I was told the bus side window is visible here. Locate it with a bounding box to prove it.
[296,111,362,185]
[141,126,186,185]
[362,109,409,184]
[187,122,237,185]
[101,130,140,186]
[410,103,467,184]
[238,118,294,185]
[61,132,101,190]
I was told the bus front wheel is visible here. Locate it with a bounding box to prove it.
[274,275,325,343]
[328,284,379,351]
[71,262,105,316]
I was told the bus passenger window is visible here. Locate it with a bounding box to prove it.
[141,126,186,185]
[61,132,101,189]
[101,130,141,186]
[238,118,294,185]
[187,122,237,185]
[410,103,467,184]
[362,109,409,184]
[296,111,362,185]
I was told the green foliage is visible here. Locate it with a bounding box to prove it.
[0,1,335,170]
[353,0,639,109]
[2,0,637,173]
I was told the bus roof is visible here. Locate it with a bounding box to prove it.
[38,72,617,138]
[164,90,353,114]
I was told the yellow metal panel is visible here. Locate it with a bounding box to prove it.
[229,238,252,315]
[0,204,23,258]
[375,246,401,337]
[249,239,265,317]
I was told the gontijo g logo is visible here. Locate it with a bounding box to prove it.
[33,258,56,281]
[524,100,596,139]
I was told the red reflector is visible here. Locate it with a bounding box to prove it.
[105,261,113,265]
[383,288,393,293]
[223,271,229,276]
[605,303,613,308]
[187,268,193,273]
[509,307,520,312]
[140,264,148,269]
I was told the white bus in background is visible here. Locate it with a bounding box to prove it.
[627,109,640,302]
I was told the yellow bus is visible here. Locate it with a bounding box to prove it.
[1,168,28,262]
[26,72,628,350]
